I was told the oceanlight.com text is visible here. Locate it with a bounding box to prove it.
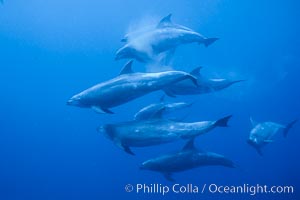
[124,183,294,196]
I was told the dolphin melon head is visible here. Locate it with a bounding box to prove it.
[140,158,163,172]
[101,124,117,140]
[67,93,86,107]
[140,160,155,170]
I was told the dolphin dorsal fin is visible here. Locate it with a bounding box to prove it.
[119,60,134,75]
[182,139,196,151]
[157,14,173,28]
[190,67,203,76]
[250,117,258,127]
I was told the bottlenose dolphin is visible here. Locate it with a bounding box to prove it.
[140,139,236,181]
[116,14,218,63]
[163,67,245,97]
[247,118,297,155]
[121,14,193,43]
[134,96,192,120]
[67,61,198,114]
[99,112,232,155]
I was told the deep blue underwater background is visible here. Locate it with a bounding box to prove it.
[0,0,299,199]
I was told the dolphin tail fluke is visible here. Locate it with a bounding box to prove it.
[230,80,246,86]
[283,119,298,138]
[203,38,219,47]
[215,115,232,127]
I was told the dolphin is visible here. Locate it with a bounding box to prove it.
[163,67,245,97]
[134,96,193,120]
[99,112,232,155]
[121,14,193,43]
[247,118,297,155]
[67,61,198,114]
[116,14,218,63]
[140,139,236,181]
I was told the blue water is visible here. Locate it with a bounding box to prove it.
[0,0,299,199]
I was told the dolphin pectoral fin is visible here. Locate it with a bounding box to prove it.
[163,89,177,98]
[150,107,166,119]
[159,48,176,65]
[203,38,219,47]
[119,60,134,75]
[92,106,114,114]
[92,106,106,114]
[163,173,175,182]
[123,145,135,155]
[115,140,135,155]
[101,108,114,114]
[120,38,127,42]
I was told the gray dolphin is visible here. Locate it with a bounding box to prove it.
[99,112,232,155]
[247,118,297,155]
[163,67,245,97]
[121,14,193,43]
[116,14,218,63]
[140,139,236,181]
[134,96,193,120]
[67,61,198,114]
